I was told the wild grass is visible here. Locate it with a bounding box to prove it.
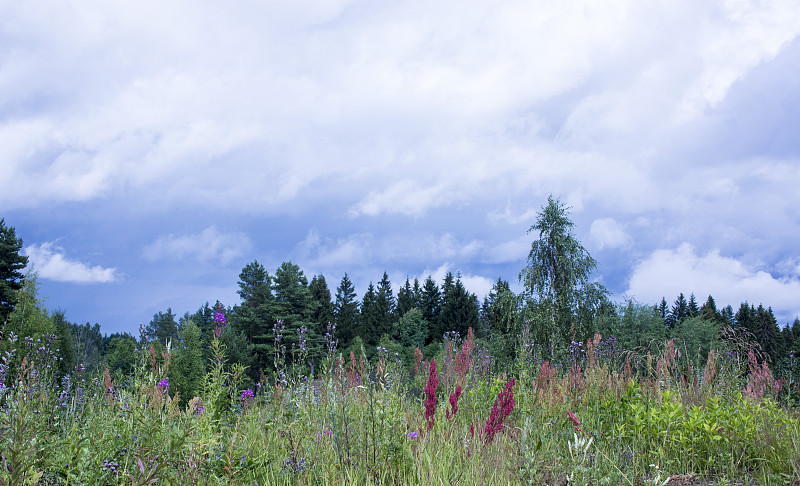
[1,329,799,485]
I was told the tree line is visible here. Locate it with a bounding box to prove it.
[2,198,799,405]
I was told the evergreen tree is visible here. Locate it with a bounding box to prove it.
[146,308,179,344]
[735,302,756,334]
[753,305,780,363]
[102,333,136,377]
[309,274,334,333]
[0,218,28,322]
[700,295,721,323]
[333,273,359,348]
[393,308,428,350]
[359,283,380,346]
[420,276,441,344]
[170,321,204,406]
[233,261,274,342]
[658,297,668,322]
[396,278,416,318]
[667,293,688,328]
[271,261,320,368]
[721,305,735,327]
[438,273,479,339]
[376,272,396,339]
[687,293,700,318]
[232,261,274,377]
[412,278,422,308]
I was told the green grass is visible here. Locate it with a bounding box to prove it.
[1,336,799,485]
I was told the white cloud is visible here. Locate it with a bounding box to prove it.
[142,226,252,265]
[626,243,800,320]
[590,218,630,250]
[417,262,495,300]
[24,243,117,283]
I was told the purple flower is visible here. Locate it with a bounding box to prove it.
[214,304,226,325]
[407,431,419,440]
[158,378,169,389]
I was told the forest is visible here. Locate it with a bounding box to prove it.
[1,198,799,484]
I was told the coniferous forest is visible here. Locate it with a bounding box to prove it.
[1,199,800,485]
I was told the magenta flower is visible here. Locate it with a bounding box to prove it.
[423,360,439,431]
[483,378,515,445]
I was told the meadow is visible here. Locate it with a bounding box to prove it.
[1,325,799,486]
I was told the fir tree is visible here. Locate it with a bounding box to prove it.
[333,273,359,348]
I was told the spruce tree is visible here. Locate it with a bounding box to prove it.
[420,276,441,344]
[396,278,416,318]
[0,218,28,322]
[309,275,334,333]
[376,272,396,339]
[333,273,359,348]
[271,261,320,368]
[359,283,380,346]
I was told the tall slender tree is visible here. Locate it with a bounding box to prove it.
[519,195,601,357]
[333,273,359,348]
[420,276,441,344]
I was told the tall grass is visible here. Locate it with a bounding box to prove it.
[1,328,798,485]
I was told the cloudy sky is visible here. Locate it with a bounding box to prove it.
[3,0,800,335]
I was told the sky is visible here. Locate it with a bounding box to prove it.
[3,0,800,335]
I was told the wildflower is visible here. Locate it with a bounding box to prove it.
[423,360,439,431]
[446,385,462,419]
[406,431,419,440]
[483,378,515,445]
[158,378,169,389]
[240,389,255,407]
[566,410,590,436]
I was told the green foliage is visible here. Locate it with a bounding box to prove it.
[333,273,359,349]
[0,218,28,322]
[519,195,604,359]
[145,307,179,344]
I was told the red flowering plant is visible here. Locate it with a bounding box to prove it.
[483,378,515,445]
[446,385,462,420]
[423,359,439,431]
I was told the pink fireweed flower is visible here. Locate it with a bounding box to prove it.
[483,378,515,445]
[423,360,439,431]
[446,385,462,419]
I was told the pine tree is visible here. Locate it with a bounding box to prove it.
[146,308,179,344]
[0,218,28,322]
[333,274,359,348]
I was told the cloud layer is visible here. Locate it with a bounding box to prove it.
[24,243,117,284]
[627,244,800,318]
[3,0,800,331]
